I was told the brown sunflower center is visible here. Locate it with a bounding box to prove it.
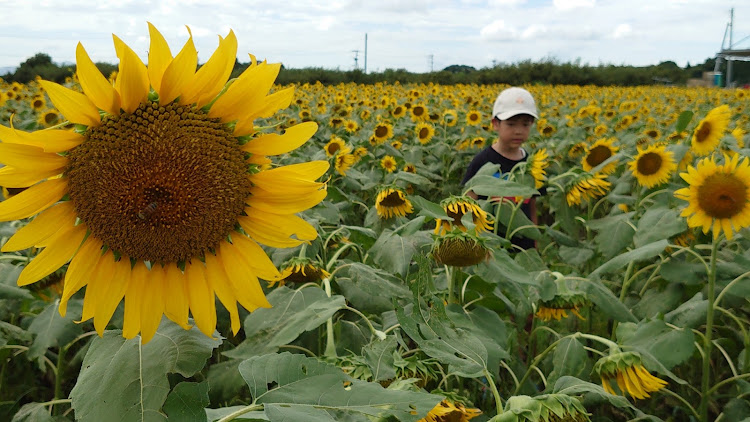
[419,127,430,139]
[379,191,406,207]
[375,125,389,138]
[327,143,341,154]
[636,152,663,175]
[695,121,712,144]
[412,106,425,116]
[66,101,250,263]
[697,173,747,219]
[586,145,612,167]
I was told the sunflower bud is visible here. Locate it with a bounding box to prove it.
[492,394,590,422]
[431,231,491,267]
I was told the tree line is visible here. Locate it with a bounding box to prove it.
[3,52,749,87]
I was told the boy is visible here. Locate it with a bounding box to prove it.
[461,86,539,250]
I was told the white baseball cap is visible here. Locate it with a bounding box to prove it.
[492,87,538,120]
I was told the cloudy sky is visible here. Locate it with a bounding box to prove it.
[0,0,748,73]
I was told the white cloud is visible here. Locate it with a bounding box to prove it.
[521,24,548,40]
[553,0,596,11]
[480,20,518,41]
[317,16,336,31]
[488,0,526,6]
[611,23,633,39]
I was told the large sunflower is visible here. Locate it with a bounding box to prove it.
[415,122,435,145]
[582,138,619,174]
[674,153,750,240]
[628,144,676,188]
[0,24,328,343]
[691,104,731,156]
[375,187,413,219]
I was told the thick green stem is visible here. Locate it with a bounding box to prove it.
[322,278,337,357]
[483,368,504,415]
[216,403,264,422]
[699,236,720,422]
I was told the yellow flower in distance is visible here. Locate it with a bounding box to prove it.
[594,351,668,400]
[565,173,611,206]
[628,144,677,188]
[691,104,731,156]
[582,138,619,174]
[375,187,413,219]
[674,153,750,241]
[372,122,393,144]
[269,257,330,288]
[381,155,398,173]
[325,135,347,157]
[528,148,550,189]
[415,122,435,145]
[0,24,328,343]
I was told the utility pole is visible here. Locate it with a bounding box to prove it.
[352,50,359,70]
[727,8,734,86]
[364,33,368,74]
[428,54,434,72]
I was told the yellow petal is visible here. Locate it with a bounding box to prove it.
[253,160,330,183]
[123,261,147,339]
[203,253,241,334]
[114,36,149,113]
[0,166,63,188]
[80,250,114,323]
[163,263,190,329]
[0,142,67,171]
[159,27,197,105]
[17,224,86,286]
[0,125,84,153]
[147,22,173,95]
[233,87,294,136]
[208,62,281,121]
[227,234,281,281]
[241,122,317,156]
[239,212,317,248]
[39,81,100,126]
[59,235,101,317]
[216,241,271,311]
[246,188,327,214]
[140,265,165,344]
[181,30,237,107]
[76,42,120,114]
[2,201,76,252]
[92,255,131,335]
[185,260,217,338]
[0,178,67,221]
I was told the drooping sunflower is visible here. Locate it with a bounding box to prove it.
[415,122,435,145]
[431,230,490,268]
[403,163,417,173]
[434,196,493,235]
[466,110,482,126]
[268,257,330,288]
[582,138,619,174]
[528,148,550,189]
[418,399,481,422]
[372,122,393,144]
[627,144,677,189]
[375,187,413,219]
[334,148,357,176]
[567,142,587,159]
[565,173,612,206]
[381,155,398,173]
[691,104,731,156]
[674,153,750,241]
[501,394,590,422]
[324,135,347,157]
[0,24,328,343]
[731,126,745,149]
[594,351,668,399]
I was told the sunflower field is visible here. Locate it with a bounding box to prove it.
[0,26,749,422]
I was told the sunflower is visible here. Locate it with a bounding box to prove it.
[691,105,731,156]
[528,148,550,189]
[30,96,46,111]
[324,136,347,157]
[343,119,359,134]
[410,104,428,121]
[418,399,481,422]
[501,394,590,422]
[628,144,676,188]
[372,122,393,144]
[674,153,750,241]
[567,142,587,159]
[442,109,458,127]
[403,163,417,173]
[334,149,357,176]
[298,109,311,120]
[565,173,611,206]
[391,105,406,119]
[731,127,745,149]
[37,109,61,128]
[582,138,619,174]
[0,24,328,343]
[471,137,485,149]
[466,110,481,126]
[375,187,413,219]
[268,257,330,288]
[594,124,608,137]
[594,351,668,399]
[643,128,661,141]
[415,122,435,145]
[353,146,368,159]
[390,140,403,150]
[434,196,493,235]
[380,155,398,173]
[535,293,587,322]
[539,123,556,137]
[431,230,490,267]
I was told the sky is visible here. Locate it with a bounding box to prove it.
[0,0,748,74]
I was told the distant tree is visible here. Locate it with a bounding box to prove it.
[442,65,476,73]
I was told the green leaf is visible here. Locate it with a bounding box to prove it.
[551,376,634,410]
[394,171,433,187]
[0,263,30,300]
[589,240,668,279]
[409,195,450,220]
[369,228,431,277]
[362,336,397,382]
[70,320,220,422]
[224,286,346,360]
[548,338,587,386]
[494,201,542,240]
[446,304,510,372]
[631,283,683,319]
[545,227,579,247]
[336,263,412,313]
[633,207,687,248]
[659,260,705,285]
[618,318,695,373]
[675,110,694,133]
[164,382,210,422]
[10,403,55,422]
[27,300,84,360]
[592,215,636,259]
[664,293,707,328]
[577,279,637,323]
[205,406,268,421]
[239,352,441,422]
[397,298,489,377]
[466,176,539,198]
[558,246,594,266]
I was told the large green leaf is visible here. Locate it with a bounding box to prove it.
[664,293,707,328]
[362,336,397,382]
[397,298,489,378]
[239,353,441,422]
[205,406,268,422]
[592,214,636,259]
[674,110,694,133]
[369,227,431,278]
[446,304,510,373]
[163,382,210,422]
[409,195,451,220]
[335,263,412,313]
[577,279,637,323]
[631,283,683,319]
[618,318,695,373]
[589,240,668,280]
[558,246,594,266]
[551,376,633,410]
[27,299,84,360]
[0,263,30,300]
[10,403,55,422]
[70,320,220,422]
[224,286,345,360]
[494,201,542,240]
[547,338,587,386]
[465,176,538,198]
[633,207,687,248]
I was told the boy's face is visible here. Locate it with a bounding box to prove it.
[492,114,534,150]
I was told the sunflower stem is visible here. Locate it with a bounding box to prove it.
[216,403,264,422]
[322,277,337,357]
[483,368,504,415]
[699,235,720,422]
